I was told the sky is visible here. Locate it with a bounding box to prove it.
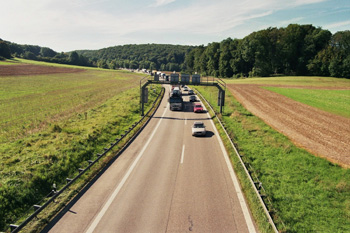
[1,0,349,52]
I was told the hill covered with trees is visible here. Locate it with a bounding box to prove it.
[0,39,93,67]
[1,24,349,78]
[76,44,193,71]
[185,24,349,78]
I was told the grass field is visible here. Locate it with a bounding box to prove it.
[196,76,350,232]
[263,87,350,118]
[0,60,161,231]
[225,76,350,88]
[0,61,144,143]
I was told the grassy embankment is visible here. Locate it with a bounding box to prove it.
[0,60,161,231]
[196,76,350,232]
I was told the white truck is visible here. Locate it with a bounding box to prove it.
[169,87,183,111]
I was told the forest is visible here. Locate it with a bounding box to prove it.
[185,24,349,78]
[0,39,93,67]
[1,24,349,78]
[76,44,193,71]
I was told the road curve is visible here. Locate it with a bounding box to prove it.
[43,85,257,233]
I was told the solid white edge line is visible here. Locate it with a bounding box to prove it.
[205,106,257,233]
[181,144,185,164]
[85,103,169,233]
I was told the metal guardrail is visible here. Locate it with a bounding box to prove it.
[194,87,283,233]
[9,87,165,233]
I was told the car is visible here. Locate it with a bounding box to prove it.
[189,95,196,102]
[194,103,204,113]
[188,90,194,95]
[192,121,206,136]
[183,86,188,91]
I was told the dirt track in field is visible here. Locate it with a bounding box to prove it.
[227,84,350,168]
[0,64,85,76]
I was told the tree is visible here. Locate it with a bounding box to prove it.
[69,51,80,65]
[97,59,108,69]
[206,42,220,76]
[219,38,234,77]
[23,51,37,60]
[0,40,12,59]
[40,47,57,58]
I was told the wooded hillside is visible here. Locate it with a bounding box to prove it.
[185,24,349,78]
[76,44,193,71]
[1,24,349,78]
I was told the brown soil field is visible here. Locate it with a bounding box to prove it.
[227,84,350,168]
[0,63,85,76]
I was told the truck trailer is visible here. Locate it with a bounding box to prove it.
[169,96,183,111]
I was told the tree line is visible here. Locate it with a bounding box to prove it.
[76,43,193,71]
[185,24,349,78]
[1,24,349,78]
[0,39,93,67]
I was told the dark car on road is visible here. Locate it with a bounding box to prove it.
[189,95,196,102]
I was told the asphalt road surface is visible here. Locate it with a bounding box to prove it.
[44,85,257,233]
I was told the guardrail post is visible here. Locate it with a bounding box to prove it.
[33,205,41,211]
[254,182,262,190]
[10,224,18,231]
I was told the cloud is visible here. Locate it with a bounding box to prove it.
[325,20,350,31]
[150,0,176,7]
[1,0,342,51]
[293,0,327,5]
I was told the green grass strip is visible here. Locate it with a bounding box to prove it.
[225,76,350,88]
[263,87,350,118]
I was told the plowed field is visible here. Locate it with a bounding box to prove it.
[0,63,84,76]
[227,84,350,168]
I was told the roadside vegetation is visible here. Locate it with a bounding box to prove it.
[0,60,161,231]
[195,77,350,232]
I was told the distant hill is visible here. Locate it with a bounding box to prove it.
[2,24,349,78]
[0,39,93,67]
[75,44,194,71]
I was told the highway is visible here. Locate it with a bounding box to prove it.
[44,85,257,233]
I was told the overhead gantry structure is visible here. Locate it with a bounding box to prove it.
[140,73,226,116]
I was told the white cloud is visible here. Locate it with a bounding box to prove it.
[150,0,176,7]
[0,0,344,51]
[325,20,350,30]
[293,0,327,5]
